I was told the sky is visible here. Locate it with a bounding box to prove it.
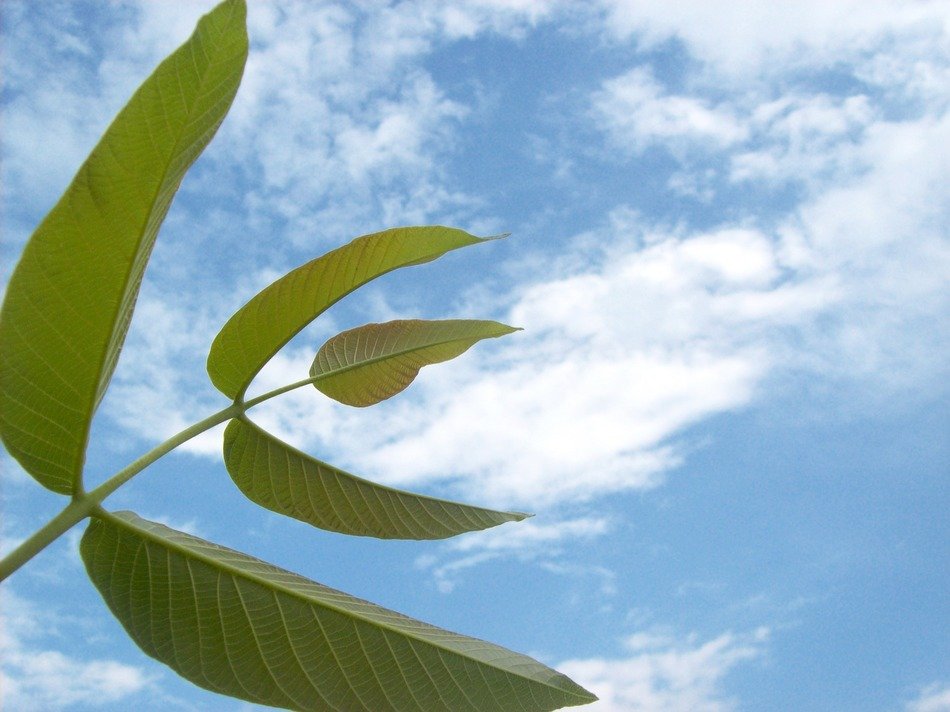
[1,0,948,710]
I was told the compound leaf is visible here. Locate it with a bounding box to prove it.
[207,227,500,400]
[312,319,518,407]
[224,417,529,539]
[0,0,248,493]
[81,511,598,711]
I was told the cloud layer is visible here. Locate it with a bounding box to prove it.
[559,627,770,712]
[0,590,152,711]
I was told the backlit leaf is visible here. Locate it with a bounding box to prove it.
[224,417,529,539]
[0,0,248,493]
[81,511,598,711]
[312,319,518,407]
[207,227,501,401]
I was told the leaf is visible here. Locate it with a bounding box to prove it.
[0,0,248,494]
[207,226,502,401]
[312,319,519,407]
[81,511,598,711]
[224,417,529,539]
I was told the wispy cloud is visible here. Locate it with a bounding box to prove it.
[905,683,950,712]
[594,68,749,154]
[308,217,828,507]
[416,516,610,592]
[593,0,949,77]
[559,627,769,711]
[0,589,154,710]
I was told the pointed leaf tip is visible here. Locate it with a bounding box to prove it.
[81,511,599,711]
[224,417,530,539]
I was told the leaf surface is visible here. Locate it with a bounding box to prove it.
[224,417,529,539]
[207,227,499,400]
[81,511,598,711]
[0,0,248,493]
[312,319,518,407]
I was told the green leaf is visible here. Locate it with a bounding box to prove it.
[312,318,519,407]
[0,0,248,494]
[81,511,598,711]
[207,226,500,401]
[224,417,529,539]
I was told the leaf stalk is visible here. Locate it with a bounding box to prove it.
[0,373,332,582]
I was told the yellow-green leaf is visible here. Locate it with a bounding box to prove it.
[0,0,248,494]
[224,417,529,539]
[312,318,518,407]
[207,227,500,401]
[81,511,598,711]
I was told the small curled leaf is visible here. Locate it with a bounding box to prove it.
[311,318,519,407]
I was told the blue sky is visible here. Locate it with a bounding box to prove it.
[1,1,948,710]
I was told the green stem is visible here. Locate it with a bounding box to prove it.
[86,404,243,505]
[0,497,100,582]
[0,375,326,583]
[242,374,322,409]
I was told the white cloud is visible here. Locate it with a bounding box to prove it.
[451,516,608,553]
[0,4,131,228]
[594,68,748,154]
[415,516,611,592]
[99,295,229,462]
[730,94,875,186]
[778,112,950,387]
[214,0,569,243]
[906,683,950,712]
[0,590,153,710]
[559,627,769,712]
[588,0,948,190]
[319,221,830,509]
[355,0,565,46]
[0,0,498,258]
[594,0,949,78]
[582,7,950,398]
[335,74,467,181]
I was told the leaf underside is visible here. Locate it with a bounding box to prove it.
[224,417,529,539]
[312,318,519,407]
[81,511,597,711]
[0,0,248,493]
[207,227,501,400]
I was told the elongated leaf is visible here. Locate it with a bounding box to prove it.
[224,417,529,539]
[0,0,248,494]
[312,319,518,407]
[81,511,597,711]
[207,227,501,400]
